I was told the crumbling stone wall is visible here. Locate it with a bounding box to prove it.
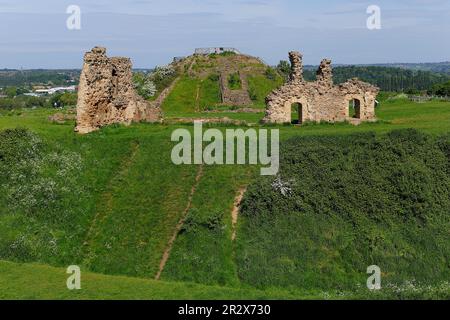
[75,47,162,134]
[263,51,379,124]
[289,51,303,82]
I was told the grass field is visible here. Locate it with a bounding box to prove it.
[0,96,449,299]
[1,260,447,300]
[247,74,284,109]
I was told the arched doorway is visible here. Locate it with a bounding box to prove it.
[348,98,361,119]
[291,102,303,124]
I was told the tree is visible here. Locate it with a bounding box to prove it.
[431,81,450,96]
[5,86,18,98]
[59,92,78,106]
[133,65,177,100]
[141,80,157,99]
[49,92,77,108]
[277,60,291,80]
[265,67,278,80]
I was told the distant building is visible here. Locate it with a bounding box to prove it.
[34,85,77,95]
[194,47,241,55]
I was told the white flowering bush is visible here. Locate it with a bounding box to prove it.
[271,175,293,197]
[133,64,177,99]
[142,79,157,97]
[320,281,450,300]
[0,128,85,262]
[151,65,175,80]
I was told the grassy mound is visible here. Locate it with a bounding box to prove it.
[162,54,283,115]
[237,129,450,291]
[161,75,221,113]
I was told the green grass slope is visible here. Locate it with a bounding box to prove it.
[0,260,301,300]
[161,165,256,287]
[1,260,448,299]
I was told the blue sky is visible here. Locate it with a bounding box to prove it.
[0,0,449,68]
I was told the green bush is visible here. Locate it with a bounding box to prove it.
[238,129,450,290]
[0,95,48,110]
[228,73,242,90]
[50,92,77,107]
[247,75,284,108]
[181,209,225,234]
[429,80,450,96]
[0,128,84,262]
[264,67,278,81]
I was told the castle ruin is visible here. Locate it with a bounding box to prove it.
[194,47,241,55]
[263,52,379,124]
[75,47,162,134]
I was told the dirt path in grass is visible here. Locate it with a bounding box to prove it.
[231,187,247,241]
[155,165,204,280]
[82,141,140,264]
[195,84,201,112]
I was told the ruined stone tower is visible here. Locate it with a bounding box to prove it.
[75,47,162,134]
[263,51,379,124]
[289,51,303,82]
[316,59,333,89]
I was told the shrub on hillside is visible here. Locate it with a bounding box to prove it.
[238,129,450,291]
[264,67,278,81]
[228,73,242,90]
[242,129,449,222]
[133,65,177,100]
[0,128,84,262]
[0,95,48,110]
[0,128,83,217]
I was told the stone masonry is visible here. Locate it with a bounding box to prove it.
[263,51,379,124]
[75,47,162,134]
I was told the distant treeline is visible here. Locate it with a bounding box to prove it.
[367,62,450,75]
[304,66,450,92]
[0,69,152,87]
[276,61,450,92]
[0,69,80,87]
[0,92,77,110]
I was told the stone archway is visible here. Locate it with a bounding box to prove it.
[348,98,361,119]
[291,102,303,124]
[344,94,366,120]
[283,97,308,124]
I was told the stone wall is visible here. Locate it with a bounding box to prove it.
[75,47,162,134]
[263,52,379,124]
